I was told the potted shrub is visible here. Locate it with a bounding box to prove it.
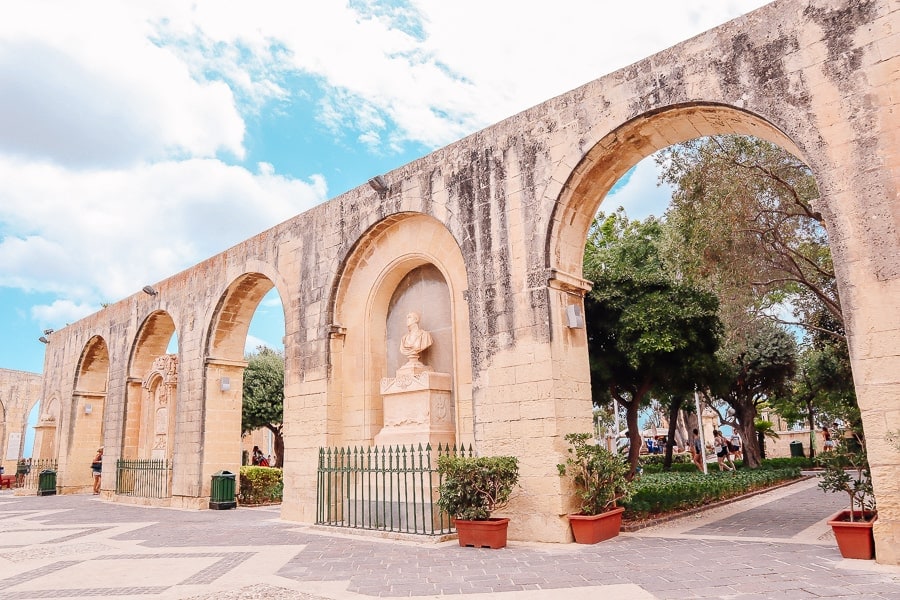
[557,432,634,544]
[436,454,519,549]
[817,432,877,559]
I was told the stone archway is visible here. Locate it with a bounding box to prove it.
[33,397,60,460]
[32,0,898,563]
[62,336,109,494]
[330,213,473,449]
[201,271,286,498]
[545,100,898,560]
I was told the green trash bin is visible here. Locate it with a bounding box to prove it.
[38,469,57,496]
[209,470,236,510]
[789,440,805,458]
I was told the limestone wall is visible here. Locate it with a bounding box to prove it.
[33,0,899,563]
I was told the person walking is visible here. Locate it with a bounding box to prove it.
[729,431,743,462]
[822,425,835,451]
[690,428,705,473]
[91,447,103,494]
[714,430,735,472]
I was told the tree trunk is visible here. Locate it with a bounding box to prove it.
[663,397,684,470]
[623,400,642,479]
[734,405,762,468]
[806,398,817,459]
[266,424,284,468]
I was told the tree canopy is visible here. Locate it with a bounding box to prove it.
[658,135,840,342]
[585,210,722,475]
[242,345,285,467]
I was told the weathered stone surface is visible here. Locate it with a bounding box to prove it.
[31,0,900,563]
[0,368,42,475]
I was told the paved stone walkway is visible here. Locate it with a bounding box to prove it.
[0,478,897,599]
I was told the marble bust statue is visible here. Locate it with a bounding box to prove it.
[399,311,433,366]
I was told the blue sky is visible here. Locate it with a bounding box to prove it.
[1,0,770,380]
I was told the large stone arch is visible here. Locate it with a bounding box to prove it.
[62,336,109,494]
[547,103,806,276]
[0,369,43,475]
[281,213,475,523]
[122,312,177,495]
[198,270,287,497]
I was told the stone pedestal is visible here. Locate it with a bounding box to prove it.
[374,366,455,449]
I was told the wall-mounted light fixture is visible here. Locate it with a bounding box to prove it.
[142,285,158,296]
[219,377,231,392]
[367,175,388,195]
[565,304,584,329]
[38,336,50,344]
[84,403,93,415]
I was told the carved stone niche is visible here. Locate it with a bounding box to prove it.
[375,266,456,449]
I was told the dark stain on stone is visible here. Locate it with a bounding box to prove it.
[804,1,876,84]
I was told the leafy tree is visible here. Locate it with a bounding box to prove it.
[585,211,722,477]
[769,339,859,458]
[707,321,797,468]
[658,135,841,342]
[242,346,284,467]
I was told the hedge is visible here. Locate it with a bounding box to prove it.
[623,467,801,517]
[238,466,283,505]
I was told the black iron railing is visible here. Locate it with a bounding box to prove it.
[316,443,473,536]
[115,459,172,499]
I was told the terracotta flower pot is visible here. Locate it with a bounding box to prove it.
[827,510,877,560]
[453,517,510,549]
[568,506,625,544]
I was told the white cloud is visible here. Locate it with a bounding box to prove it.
[0,156,327,302]
[0,2,245,168]
[31,299,98,328]
[245,334,279,355]
[0,0,772,336]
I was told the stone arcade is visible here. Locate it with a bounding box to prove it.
[32,0,900,564]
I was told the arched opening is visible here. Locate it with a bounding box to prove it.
[548,102,857,528]
[33,396,60,460]
[118,312,178,502]
[204,271,287,493]
[65,335,110,494]
[329,213,473,449]
[549,104,806,276]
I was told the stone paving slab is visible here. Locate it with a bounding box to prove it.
[0,483,897,600]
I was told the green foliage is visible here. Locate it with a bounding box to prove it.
[640,456,813,473]
[816,436,875,521]
[657,135,838,339]
[770,340,860,454]
[436,455,519,520]
[584,210,723,474]
[557,433,634,515]
[242,346,284,432]
[238,466,282,505]
[640,453,693,467]
[624,468,801,517]
[242,346,285,467]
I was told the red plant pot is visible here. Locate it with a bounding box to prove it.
[454,518,510,549]
[827,510,877,560]
[568,506,625,544]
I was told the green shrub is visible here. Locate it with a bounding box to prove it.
[623,467,801,517]
[641,462,702,474]
[437,455,519,520]
[640,453,692,467]
[238,466,282,505]
[557,433,633,515]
